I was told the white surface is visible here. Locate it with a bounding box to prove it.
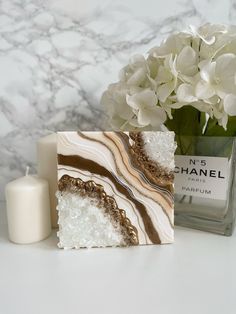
[0,202,236,314]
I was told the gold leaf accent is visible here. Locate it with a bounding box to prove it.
[129,132,174,191]
[58,174,139,246]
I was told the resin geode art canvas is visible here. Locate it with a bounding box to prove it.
[56,131,176,249]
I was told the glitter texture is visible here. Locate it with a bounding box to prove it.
[142,132,176,171]
[57,191,126,249]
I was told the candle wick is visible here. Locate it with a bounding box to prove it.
[25,166,30,176]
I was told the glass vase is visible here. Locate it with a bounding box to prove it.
[174,136,236,236]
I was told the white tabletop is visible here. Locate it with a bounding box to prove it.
[0,201,236,314]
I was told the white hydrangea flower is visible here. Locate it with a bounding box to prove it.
[101,83,135,130]
[126,89,166,128]
[101,23,236,131]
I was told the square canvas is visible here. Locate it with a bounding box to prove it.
[57,131,176,249]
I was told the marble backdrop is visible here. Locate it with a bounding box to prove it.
[0,0,235,200]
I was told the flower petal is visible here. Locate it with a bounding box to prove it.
[189,24,216,45]
[127,67,147,86]
[126,90,157,109]
[110,116,135,131]
[213,102,224,119]
[126,94,141,110]
[191,101,212,114]
[148,106,167,127]
[219,114,228,130]
[119,54,149,86]
[224,94,236,116]
[199,60,216,83]
[137,108,151,126]
[101,84,132,118]
[138,106,166,128]
[177,83,198,103]
[215,53,236,75]
[216,54,236,94]
[195,80,215,99]
[150,33,191,57]
[157,81,176,102]
[156,66,172,84]
[177,46,198,76]
[160,100,173,119]
[169,102,186,109]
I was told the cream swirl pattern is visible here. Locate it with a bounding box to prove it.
[57,131,175,248]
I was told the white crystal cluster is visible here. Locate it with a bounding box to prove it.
[142,132,176,171]
[56,191,125,249]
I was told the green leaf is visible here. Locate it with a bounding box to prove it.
[165,106,236,156]
[201,117,236,156]
[165,106,201,136]
[204,116,236,137]
[165,106,202,155]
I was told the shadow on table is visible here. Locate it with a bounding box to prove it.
[0,205,8,242]
[38,229,59,250]
[0,223,8,242]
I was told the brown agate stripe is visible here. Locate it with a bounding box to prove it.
[58,154,161,244]
[104,132,174,203]
[57,131,175,245]
[58,174,139,246]
[78,131,174,212]
[120,132,174,190]
[131,132,174,185]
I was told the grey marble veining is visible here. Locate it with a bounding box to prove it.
[0,0,235,200]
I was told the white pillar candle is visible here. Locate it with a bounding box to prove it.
[5,169,51,244]
[37,133,58,228]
